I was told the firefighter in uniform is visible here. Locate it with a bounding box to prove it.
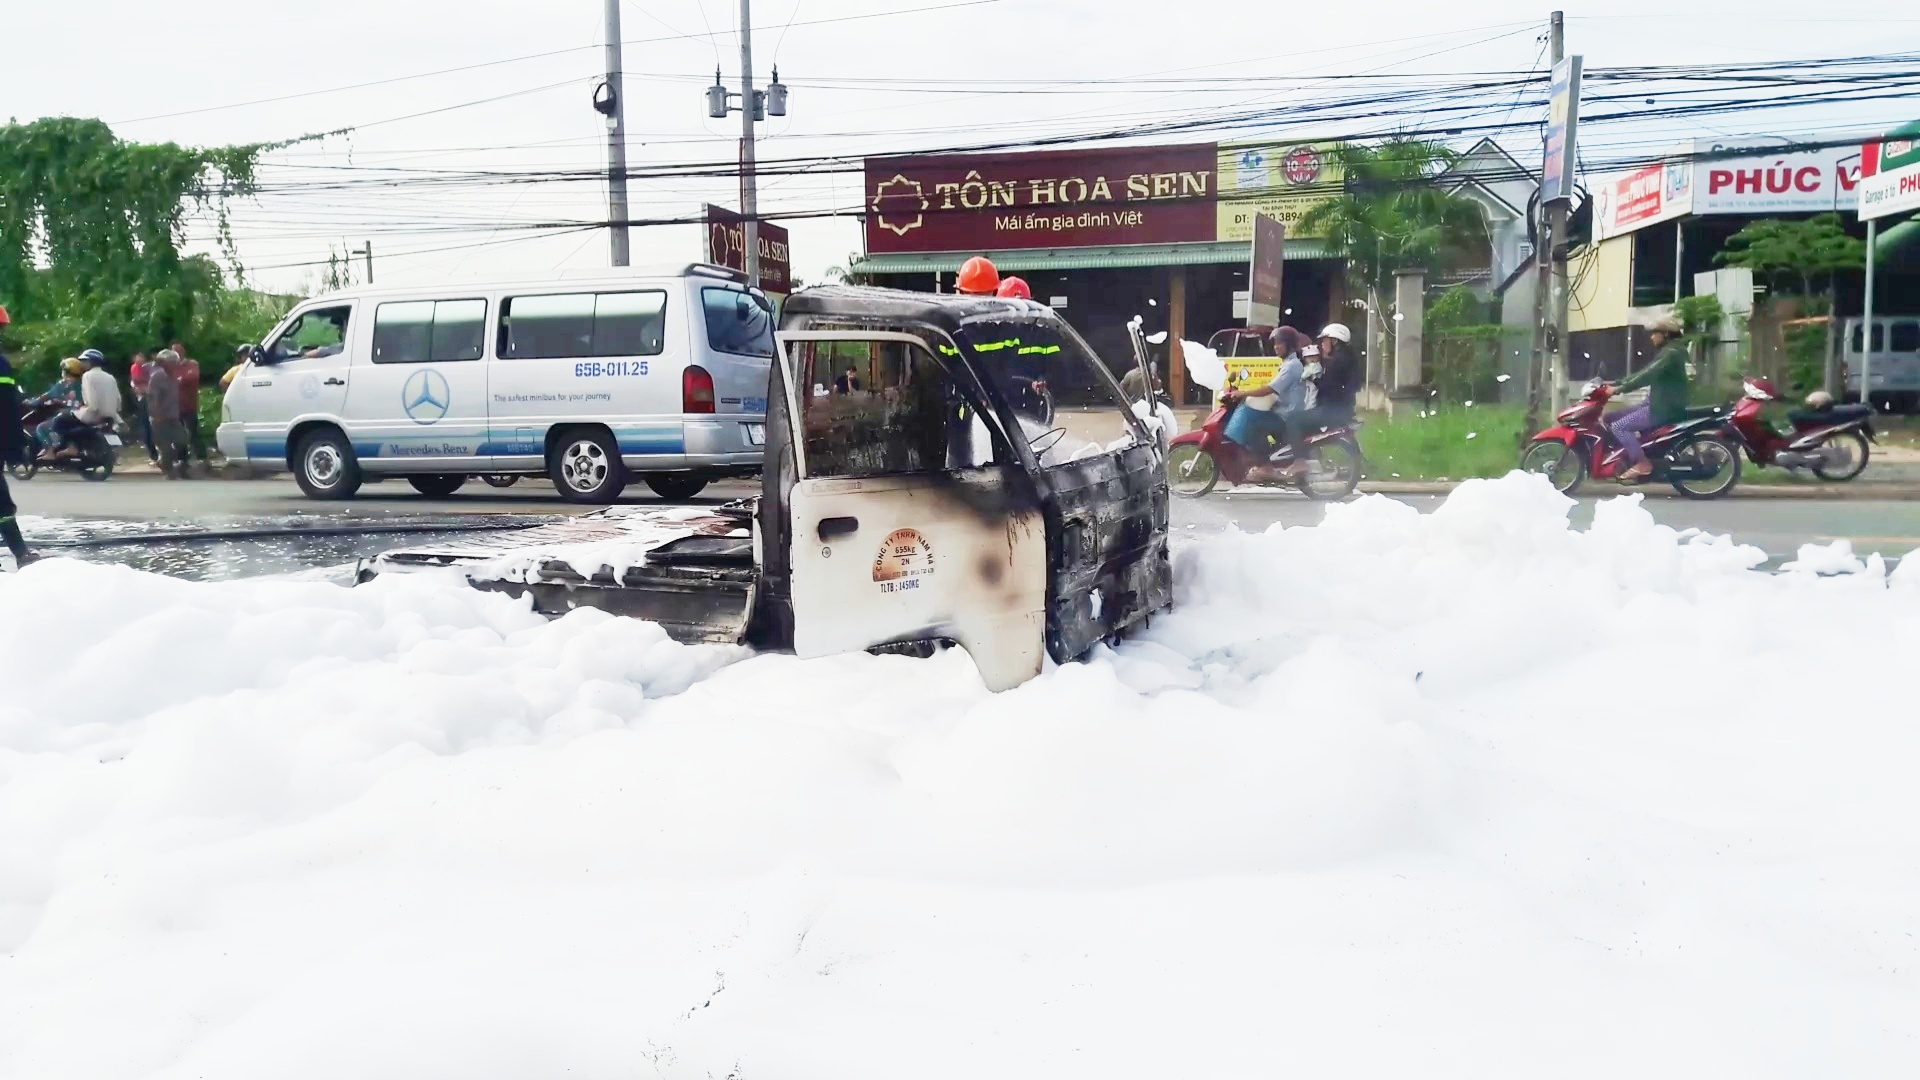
[0,306,42,568]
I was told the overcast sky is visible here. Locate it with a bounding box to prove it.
[9,0,1920,293]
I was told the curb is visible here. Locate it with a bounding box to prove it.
[1357,479,1920,500]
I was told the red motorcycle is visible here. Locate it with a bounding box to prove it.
[1519,379,1741,499]
[1166,396,1362,501]
[1723,377,1874,481]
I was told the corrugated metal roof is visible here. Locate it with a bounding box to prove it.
[852,239,1333,274]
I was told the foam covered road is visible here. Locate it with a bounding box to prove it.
[3,475,1918,1078]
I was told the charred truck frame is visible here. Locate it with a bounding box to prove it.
[367,286,1173,690]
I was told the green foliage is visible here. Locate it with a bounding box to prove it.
[0,117,306,420]
[1673,293,1724,340]
[1424,287,1520,406]
[1362,403,1528,480]
[1782,321,1828,397]
[1299,137,1490,303]
[1714,213,1864,297]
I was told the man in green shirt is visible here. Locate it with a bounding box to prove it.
[1610,313,1689,481]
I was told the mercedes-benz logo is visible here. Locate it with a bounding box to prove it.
[402,369,451,425]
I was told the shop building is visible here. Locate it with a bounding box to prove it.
[1569,136,1920,389]
[850,141,1351,405]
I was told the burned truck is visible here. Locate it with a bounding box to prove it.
[366,286,1172,690]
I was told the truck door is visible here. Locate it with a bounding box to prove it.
[775,331,1047,692]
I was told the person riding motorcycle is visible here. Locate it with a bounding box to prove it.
[1609,313,1689,482]
[1222,327,1309,475]
[30,358,86,452]
[1280,324,1360,476]
[0,305,41,568]
[48,348,123,456]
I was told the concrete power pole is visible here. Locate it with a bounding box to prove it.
[603,0,632,267]
[352,241,374,283]
[1547,11,1571,409]
[738,0,760,283]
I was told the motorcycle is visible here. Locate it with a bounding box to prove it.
[1723,377,1875,481]
[13,397,119,482]
[1166,395,1361,501]
[1519,379,1740,499]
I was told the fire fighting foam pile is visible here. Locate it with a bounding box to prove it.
[4,472,1919,1079]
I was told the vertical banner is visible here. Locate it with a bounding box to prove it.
[1247,214,1285,328]
[1542,56,1584,204]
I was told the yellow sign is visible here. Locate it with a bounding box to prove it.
[1222,358,1282,393]
[1216,141,1343,242]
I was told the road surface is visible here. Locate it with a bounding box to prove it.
[8,472,1920,578]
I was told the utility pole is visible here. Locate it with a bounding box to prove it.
[1545,11,1570,410]
[704,16,786,287]
[602,0,631,267]
[352,241,374,283]
[738,0,759,284]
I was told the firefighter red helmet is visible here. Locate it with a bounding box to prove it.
[997,276,1032,300]
[0,305,9,326]
[956,256,1000,295]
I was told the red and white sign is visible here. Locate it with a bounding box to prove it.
[1595,155,1692,240]
[1859,127,1920,221]
[1694,140,1861,215]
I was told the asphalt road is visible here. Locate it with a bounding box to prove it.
[11,472,1920,570]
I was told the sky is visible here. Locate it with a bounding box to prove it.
[8,0,1920,293]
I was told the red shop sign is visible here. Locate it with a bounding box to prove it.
[864,143,1220,254]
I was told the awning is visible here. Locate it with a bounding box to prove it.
[851,239,1334,274]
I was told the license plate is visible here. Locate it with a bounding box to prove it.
[104,434,123,447]
[745,423,765,446]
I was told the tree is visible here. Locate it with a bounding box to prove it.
[1714,213,1864,300]
[1714,212,1864,394]
[1298,137,1490,325]
[0,117,299,385]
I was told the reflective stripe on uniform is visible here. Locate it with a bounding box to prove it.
[0,376,16,386]
[1017,345,1060,356]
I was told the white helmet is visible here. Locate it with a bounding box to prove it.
[1804,390,1834,410]
[1317,323,1352,344]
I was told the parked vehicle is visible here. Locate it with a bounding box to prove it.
[1724,377,1875,480]
[362,286,1172,691]
[217,263,773,503]
[1165,400,1361,500]
[13,397,117,481]
[1519,379,1741,498]
[1841,315,1920,412]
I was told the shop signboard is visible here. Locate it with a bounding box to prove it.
[1694,138,1863,215]
[864,144,1219,253]
[704,204,792,293]
[1246,214,1285,327]
[1217,141,1342,241]
[1593,149,1693,240]
[1859,121,1920,221]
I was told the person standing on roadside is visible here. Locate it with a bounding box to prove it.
[147,350,189,479]
[0,306,41,568]
[169,340,204,467]
[129,350,159,463]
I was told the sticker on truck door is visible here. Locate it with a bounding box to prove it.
[873,528,935,592]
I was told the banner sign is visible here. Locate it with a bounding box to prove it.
[1860,121,1920,221]
[865,144,1220,254]
[1216,141,1341,241]
[704,204,791,293]
[1247,215,1285,327]
[1541,57,1583,204]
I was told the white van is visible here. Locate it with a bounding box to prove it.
[217,263,772,502]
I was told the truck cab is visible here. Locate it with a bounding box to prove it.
[366,286,1172,690]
